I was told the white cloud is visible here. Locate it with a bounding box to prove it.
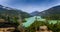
[0,0,9,4]
[0,0,60,13]
[0,0,11,7]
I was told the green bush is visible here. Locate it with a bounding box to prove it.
[26,21,60,32]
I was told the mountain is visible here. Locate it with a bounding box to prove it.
[38,5,60,16]
[30,5,60,20]
[30,11,40,16]
[0,5,31,19]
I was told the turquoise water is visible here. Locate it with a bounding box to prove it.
[22,16,60,27]
[22,16,36,27]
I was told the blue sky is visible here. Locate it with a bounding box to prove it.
[0,0,60,13]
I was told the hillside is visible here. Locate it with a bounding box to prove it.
[30,11,40,16]
[38,5,60,16]
[0,5,31,19]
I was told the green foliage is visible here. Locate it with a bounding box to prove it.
[13,16,19,25]
[25,20,60,32]
[0,14,19,25]
[44,14,60,20]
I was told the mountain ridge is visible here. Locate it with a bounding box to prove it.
[0,5,31,19]
[31,5,60,17]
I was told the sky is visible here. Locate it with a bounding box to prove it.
[0,0,60,13]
